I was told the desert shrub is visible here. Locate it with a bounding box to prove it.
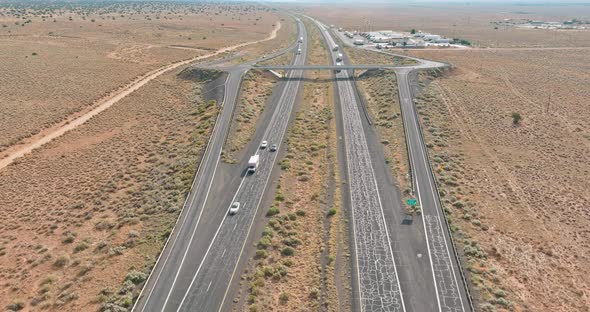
[6,301,25,311]
[62,233,76,244]
[327,207,337,216]
[257,238,271,249]
[511,112,522,125]
[125,270,147,285]
[279,292,289,304]
[255,250,268,259]
[73,241,89,253]
[494,289,506,298]
[108,246,126,256]
[266,206,279,217]
[295,209,306,216]
[261,227,273,238]
[309,287,320,299]
[53,255,69,268]
[281,247,294,256]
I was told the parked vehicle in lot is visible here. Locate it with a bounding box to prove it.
[270,144,277,152]
[248,155,259,173]
[229,202,240,215]
[260,140,268,149]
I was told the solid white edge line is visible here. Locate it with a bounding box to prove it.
[413,81,466,311]
[159,71,245,311]
[134,73,230,312]
[176,176,247,309]
[399,71,443,312]
[177,21,306,311]
[216,21,307,312]
[307,16,366,311]
[313,15,407,311]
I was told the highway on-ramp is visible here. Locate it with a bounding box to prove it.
[133,19,307,312]
[396,67,470,312]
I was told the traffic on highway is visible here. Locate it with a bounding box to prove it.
[133,12,471,312]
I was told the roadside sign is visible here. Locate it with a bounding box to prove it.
[406,199,418,206]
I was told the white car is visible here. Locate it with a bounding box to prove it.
[260,140,268,149]
[229,202,240,215]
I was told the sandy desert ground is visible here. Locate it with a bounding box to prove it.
[301,3,590,48]
[298,3,590,311]
[0,2,295,311]
[411,48,590,311]
[0,66,218,311]
[0,2,281,153]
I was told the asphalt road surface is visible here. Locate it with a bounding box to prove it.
[311,17,406,312]
[133,19,307,312]
[396,68,469,312]
[309,16,472,312]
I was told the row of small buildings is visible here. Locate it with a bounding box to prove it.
[342,29,451,47]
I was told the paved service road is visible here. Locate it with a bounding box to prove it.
[396,68,469,312]
[133,19,306,312]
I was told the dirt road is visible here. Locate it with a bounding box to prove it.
[0,22,281,171]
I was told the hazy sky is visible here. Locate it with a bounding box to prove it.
[275,0,590,3]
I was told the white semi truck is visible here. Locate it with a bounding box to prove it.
[248,155,260,173]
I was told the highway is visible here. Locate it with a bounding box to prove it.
[311,17,406,312]
[396,67,470,312]
[133,19,306,312]
[309,16,472,312]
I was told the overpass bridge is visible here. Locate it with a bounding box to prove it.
[253,64,398,70]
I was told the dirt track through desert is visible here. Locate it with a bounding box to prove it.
[0,22,281,171]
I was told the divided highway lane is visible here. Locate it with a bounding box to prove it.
[328,19,471,311]
[171,22,307,311]
[396,68,469,312]
[133,19,306,312]
[312,17,406,312]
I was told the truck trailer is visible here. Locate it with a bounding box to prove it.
[248,155,260,173]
